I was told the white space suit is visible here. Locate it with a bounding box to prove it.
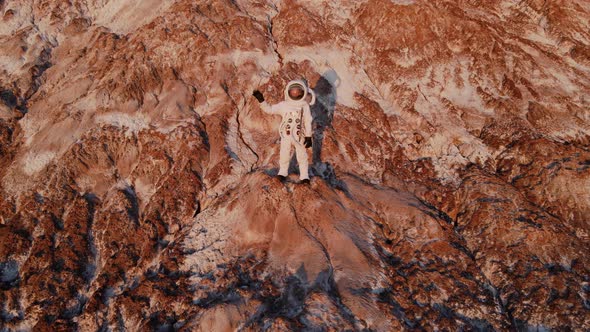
[260,80,315,180]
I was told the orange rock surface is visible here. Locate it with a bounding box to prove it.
[1,0,589,330]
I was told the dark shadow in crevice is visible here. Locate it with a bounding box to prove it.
[242,264,358,330]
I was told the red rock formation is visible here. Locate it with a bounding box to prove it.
[1,0,589,330]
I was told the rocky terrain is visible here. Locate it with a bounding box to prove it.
[1,0,589,330]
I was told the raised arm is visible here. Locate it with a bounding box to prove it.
[253,90,280,115]
[260,101,280,115]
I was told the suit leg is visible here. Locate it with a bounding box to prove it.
[278,137,291,176]
[294,142,309,180]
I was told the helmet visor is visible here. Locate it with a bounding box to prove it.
[288,84,305,100]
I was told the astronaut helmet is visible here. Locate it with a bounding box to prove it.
[284,79,316,105]
[284,79,307,101]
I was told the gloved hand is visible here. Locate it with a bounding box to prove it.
[304,137,312,148]
[252,90,264,103]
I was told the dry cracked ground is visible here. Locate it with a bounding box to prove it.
[1,0,590,331]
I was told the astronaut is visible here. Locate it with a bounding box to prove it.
[253,79,315,184]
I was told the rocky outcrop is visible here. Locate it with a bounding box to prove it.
[1,0,589,330]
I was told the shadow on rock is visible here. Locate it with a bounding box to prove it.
[310,69,348,191]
